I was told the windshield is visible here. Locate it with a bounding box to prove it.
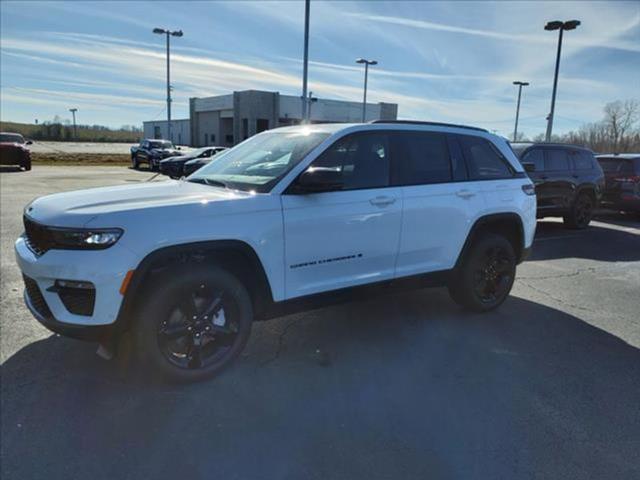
[188,130,330,192]
[0,133,25,144]
[149,140,174,149]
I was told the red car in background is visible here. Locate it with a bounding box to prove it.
[0,132,32,171]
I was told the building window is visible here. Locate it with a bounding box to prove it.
[242,118,248,140]
[225,134,234,145]
[178,133,182,145]
[256,119,269,133]
[204,134,209,145]
[211,134,216,144]
[154,126,161,139]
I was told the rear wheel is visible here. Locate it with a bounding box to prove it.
[448,233,516,312]
[22,160,31,171]
[132,154,139,170]
[564,193,594,229]
[134,266,253,382]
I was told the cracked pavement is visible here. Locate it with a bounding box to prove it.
[2,167,639,479]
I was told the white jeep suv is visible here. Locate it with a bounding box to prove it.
[16,121,536,382]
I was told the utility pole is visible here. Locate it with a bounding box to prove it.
[301,0,311,123]
[544,20,580,142]
[69,108,78,140]
[153,28,183,142]
[356,58,377,122]
[512,82,529,141]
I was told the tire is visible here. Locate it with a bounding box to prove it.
[23,161,31,171]
[563,193,594,229]
[132,154,139,170]
[448,233,516,312]
[133,265,253,383]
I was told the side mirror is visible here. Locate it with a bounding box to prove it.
[523,163,536,173]
[293,167,343,193]
[177,146,182,150]
[26,140,33,145]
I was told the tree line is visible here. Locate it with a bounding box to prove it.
[530,99,640,153]
[1,119,143,143]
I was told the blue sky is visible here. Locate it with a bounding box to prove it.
[1,1,638,138]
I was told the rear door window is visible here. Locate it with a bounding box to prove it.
[390,131,452,186]
[521,148,545,172]
[545,149,570,171]
[459,136,513,180]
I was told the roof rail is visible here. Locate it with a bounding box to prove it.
[370,120,488,133]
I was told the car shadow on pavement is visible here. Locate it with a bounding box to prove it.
[0,166,26,174]
[2,289,639,479]
[531,219,640,262]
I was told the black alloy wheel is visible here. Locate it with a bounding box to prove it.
[157,285,240,370]
[564,193,594,229]
[135,266,253,382]
[472,246,514,305]
[448,233,516,312]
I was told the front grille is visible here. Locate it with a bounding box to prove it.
[23,275,53,319]
[58,286,95,316]
[23,215,54,256]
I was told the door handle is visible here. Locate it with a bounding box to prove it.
[369,196,396,206]
[455,189,476,199]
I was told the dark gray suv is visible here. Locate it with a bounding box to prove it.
[511,143,605,229]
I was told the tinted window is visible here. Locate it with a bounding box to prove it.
[311,133,390,190]
[545,149,570,171]
[598,158,622,172]
[391,132,451,185]
[572,151,593,170]
[460,136,512,179]
[522,148,545,172]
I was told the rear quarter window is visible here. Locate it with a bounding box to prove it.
[572,151,594,170]
[459,135,514,180]
[521,148,545,172]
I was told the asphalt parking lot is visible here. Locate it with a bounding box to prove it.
[1,166,639,479]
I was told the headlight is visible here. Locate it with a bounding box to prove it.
[49,228,123,250]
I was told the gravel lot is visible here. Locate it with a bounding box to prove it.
[1,166,639,479]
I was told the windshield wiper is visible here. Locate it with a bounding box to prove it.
[187,177,229,189]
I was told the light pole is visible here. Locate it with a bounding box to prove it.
[512,81,529,141]
[153,27,183,142]
[356,58,377,122]
[544,19,580,142]
[301,0,311,123]
[69,108,78,140]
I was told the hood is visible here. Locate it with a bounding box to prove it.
[151,148,180,156]
[161,154,191,164]
[25,180,253,227]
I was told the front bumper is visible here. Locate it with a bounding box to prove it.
[15,236,138,328]
[159,162,184,178]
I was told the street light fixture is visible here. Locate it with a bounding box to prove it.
[356,58,377,122]
[512,81,529,141]
[153,27,183,143]
[69,108,78,140]
[544,19,580,142]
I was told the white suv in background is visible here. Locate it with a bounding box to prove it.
[16,121,536,382]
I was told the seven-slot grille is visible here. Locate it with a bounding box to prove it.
[23,215,53,256]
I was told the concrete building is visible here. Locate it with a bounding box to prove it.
[144,90,398,147]
[143,118,191,146]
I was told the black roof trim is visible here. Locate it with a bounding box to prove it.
[370,120,488,133]
[511,141,591,150]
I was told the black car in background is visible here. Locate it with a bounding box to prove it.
[159,146,226,178]
[596,153,640,215]
[511,143,605,229]
[130,139,181,171]
[183,148,228,176]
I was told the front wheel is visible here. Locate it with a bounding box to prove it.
[564,193,594,229]
[134,266,253,382]
[448,233,516,312]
